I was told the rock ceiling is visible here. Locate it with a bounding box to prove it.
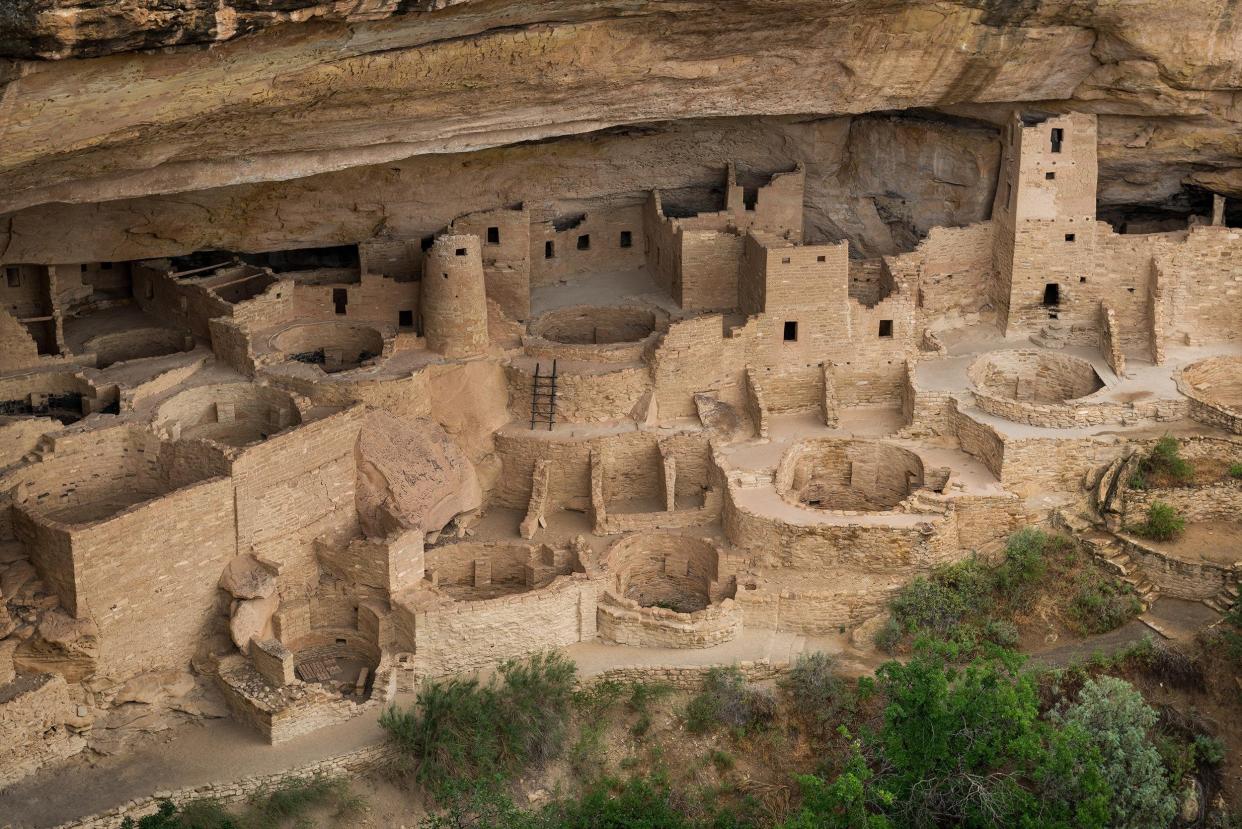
[0,0,1239,261]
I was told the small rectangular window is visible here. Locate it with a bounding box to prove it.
[816,255,826,263]
[454,247,467,257]
[878,320,893,338]
[1050,128,1064,153]
[398,309,414,328]
[1079,276,1087,283]
[782,321,798,342]
[619,230,632,248]
[486,227,500,245]
[4,267,19,288]
[545,241,555,259]
[1065,233,1076,242]
[332,287,348,315]
[1045,172,1056,180]
[577,234,590,251]
[781,257,791,264]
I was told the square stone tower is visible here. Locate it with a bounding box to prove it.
[991,111,1099,336]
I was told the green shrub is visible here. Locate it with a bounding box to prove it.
[380,651,576,797]
[983,618,1020,648]
[685,666,774,735]
[1052,676,1176,829]
[1128,470,1148,490]
[874,618,902,654]
[1229,463,1242,480]
[781,653,852,737]
[1147,436,1194,483]
[1070,576,1142,634]
[992,528,1052,606]
[1130,500,1186,541]
[889,558,992,634]
[120,776,362,829]
[1192,734,1226,767]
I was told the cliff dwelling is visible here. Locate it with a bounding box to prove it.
[0,2,1241,826]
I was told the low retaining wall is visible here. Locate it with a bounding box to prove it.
[578,658,785,689]
[53,743,398,829]
[1118,535,1238,601]
[597,594,742,648]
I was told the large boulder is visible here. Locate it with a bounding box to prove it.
[229,594,278,655]
[218,554,276,600]
[355,412,482,539]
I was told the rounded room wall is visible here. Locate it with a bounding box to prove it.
[526,305,662,363]
[153,382,303,447]
[285,628,380,698]
[774,438,924,513]
[270,321,385,373]
[969,350,1104,404]
[1178,355,1242,433]
[597,533,741,649]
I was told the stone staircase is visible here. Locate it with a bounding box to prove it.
[1054,507,1159,609]
[1081,529,1160,610]
[1029,319,1068,349]
[909,489,951,516]
[21,434,56,464]
[1204,578,1240,615]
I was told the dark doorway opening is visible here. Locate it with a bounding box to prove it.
[333,288,348,315]
[1043,283,1060,306]
[783,321,798,342]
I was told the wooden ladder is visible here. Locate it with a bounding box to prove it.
[530,360,558,431]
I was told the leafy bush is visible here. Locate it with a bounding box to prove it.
[685,666,774,735]
[1146,436,1194,483]
[781,653,852,738]
[874,618,902,655]
[1230,462,1242,480]
[780,748,894,829]
[1129,500,1186,541]
[380,651,576,797]
[889,558,992,634]
[992,528,1053,607]
[1052,676,1176,829]
[120,776,362,829]
[1070,576,1142,634]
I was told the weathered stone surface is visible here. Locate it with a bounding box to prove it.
[218,554,277,600]
[228,594,278,655]
[0,0,1238,226]
[355,411,482,538]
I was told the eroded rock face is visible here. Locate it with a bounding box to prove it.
[1,0,1239,224]
[354,411,482,539]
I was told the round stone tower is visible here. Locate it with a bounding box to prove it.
[421,234,489,358]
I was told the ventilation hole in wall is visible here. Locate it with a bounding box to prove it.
[486,226,500,245]
[335,638,347,645]
[783,321,798,342]
[1065,233,1076,242]
[1127,287,1136,293]
[577,234,591,251]
[619,230,632,248]
[878,320,893,338]
[1046,172,1056,180]
[817,255,826,262]
[455,248,467,256]
[1079,276,1087,283]
[443,272,449,279]
[781,257,791,264]
[545,241,555,259]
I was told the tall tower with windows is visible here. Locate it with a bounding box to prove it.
[991,112,1099,337]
